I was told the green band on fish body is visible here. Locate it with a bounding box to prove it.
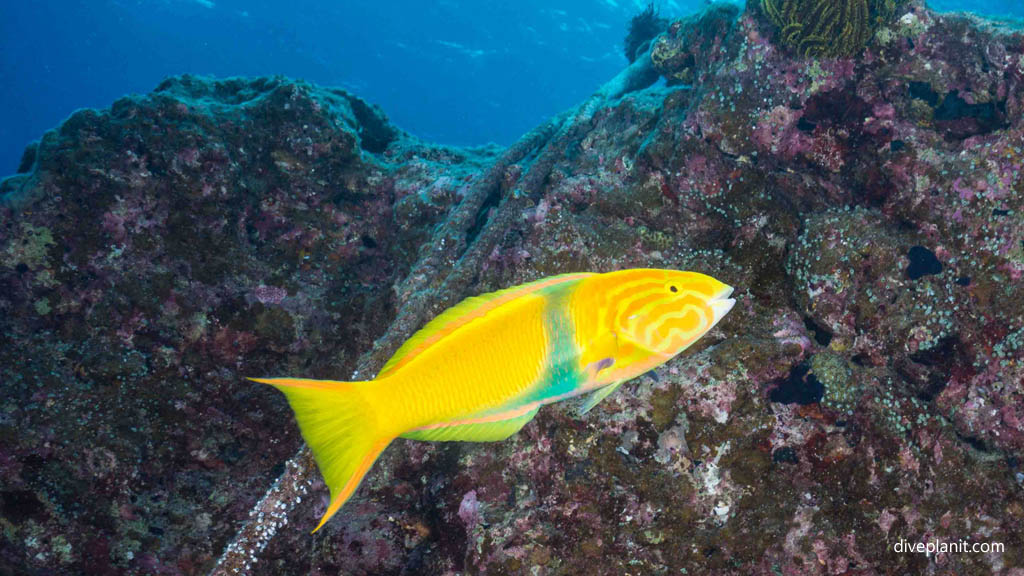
[529,280,585,403]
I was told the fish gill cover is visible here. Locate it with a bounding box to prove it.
[1,1,1024,575]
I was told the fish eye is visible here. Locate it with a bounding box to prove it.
[669,285,678,293]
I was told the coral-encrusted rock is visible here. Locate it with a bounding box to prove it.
[3,2,1024,575]
[0,75,492,574]
[650,3,740,85]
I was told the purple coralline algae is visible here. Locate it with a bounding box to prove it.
[2,1,1023,574]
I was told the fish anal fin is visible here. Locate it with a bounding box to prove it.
[313,439,389,533]
[401,407,540,442]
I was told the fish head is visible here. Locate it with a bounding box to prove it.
[608,268,735,359]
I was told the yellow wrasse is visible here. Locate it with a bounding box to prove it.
[251,268,735,532]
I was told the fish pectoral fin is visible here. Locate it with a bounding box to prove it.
[584,356,615,380]
[577,380,625,416]
[581,331,619,382]
[401,407,540,443]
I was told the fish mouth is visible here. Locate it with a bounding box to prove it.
[709,285,736,325]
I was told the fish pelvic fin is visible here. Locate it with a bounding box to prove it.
[249,377,392,533]
[577,380,625,416]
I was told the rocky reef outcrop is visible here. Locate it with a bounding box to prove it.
[2,2,1022,574]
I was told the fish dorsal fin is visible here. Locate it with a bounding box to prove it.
[578,381,625,416]
[377,273,594,378]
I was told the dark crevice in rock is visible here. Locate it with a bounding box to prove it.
[934,90,1008,140]
[399,541,432,576]
[803,86,873,129]
[796,117,817,132]
[465,187,502,248]
[0,490,46,523]
[772,446,799,464]
[908,79,1008,140]
[16,142,38,174]
[957,431,993,454]
[769,362,824,405]
[348,96,398,154]
[902,336,972,402]
[906,245,943,280]
[803,316,834,347]
[851,353,874,367]
[908,81,940,106]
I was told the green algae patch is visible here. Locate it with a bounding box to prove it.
[649,386,681,432]
[253,306,297,347]
[3,223,55,271]
[33,299,51,316]
[810,350,860,415]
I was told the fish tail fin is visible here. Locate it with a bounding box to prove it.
[249,377,392,533]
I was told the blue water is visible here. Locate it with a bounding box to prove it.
[1,0,1022,175]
